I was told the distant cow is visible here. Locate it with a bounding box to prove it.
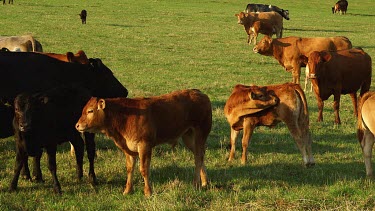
[0,35,43,52]
[245,3,290,20]
[224,83,315,166]
[357,91,375,177]
[79,10,87,24]
[253,35,352,84]
[235,11,283,44]
[76,89,212,197]
[300,48,371,124]
[332,0,348,14]
[3,0,13,4]
[10,86,96,194]
[40,50,89,64]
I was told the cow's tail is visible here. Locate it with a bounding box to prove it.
[293,84,309,121]
[357,92,374,143]
[28,35,37,52]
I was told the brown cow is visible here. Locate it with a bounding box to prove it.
[357,91,375,177]
[235,11,283,44]
[253,35,352,84]
[40,50,89,64]
[300,48,372,124]
[75,89,212,196]
[224,83,315,166]
[332,0,348,14]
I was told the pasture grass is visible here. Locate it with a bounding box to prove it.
[1,0,375,210]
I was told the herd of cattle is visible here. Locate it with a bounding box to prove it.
[0,1,374,197]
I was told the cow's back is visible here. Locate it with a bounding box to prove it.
[297,36,352,56]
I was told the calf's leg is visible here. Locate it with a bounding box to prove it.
[32,152,44,182]
[228,128,239,162]
[123,153,136,195]
[362,130,375,177]
[138,144,152,197]
[46,146,61,194]
[241,118,256,165]
[9,146,28,191]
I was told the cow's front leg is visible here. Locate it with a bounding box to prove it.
[84,132,97,185]
[46,146,61,194]
[362,130,375,177]
[333,93,341,124]
[70,134,84,181]
[123,153,136,195]
[139,144,152,197]
[312,85,324,122]
[228,128,240,162]
[32,152,44,182]
[292,64,301,84]
[241,118,256,165]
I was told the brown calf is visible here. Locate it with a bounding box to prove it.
[40,50,89,64]
[75,89,212,196]
[224,83,315,166]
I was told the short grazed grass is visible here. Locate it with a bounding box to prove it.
[0,0,375,210]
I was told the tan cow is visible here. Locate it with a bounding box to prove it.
[75,89,212,196]
[253,35,352,84]
[235,11,283,44]
[40,50,89,64]
[301,48,372,124]
[224,83,315,166]
[0,35,43,52]
[357,91,375,177]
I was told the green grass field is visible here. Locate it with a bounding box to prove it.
[1,0,375,210]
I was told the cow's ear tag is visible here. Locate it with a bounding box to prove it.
[41,96,48,104]
[98,99,106,110]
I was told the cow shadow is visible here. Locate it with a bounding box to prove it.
[284,28,354,33]
[350,13,375,17]
[106,24,145,28]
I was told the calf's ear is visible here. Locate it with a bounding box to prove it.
[299,55,308,65]
[98,99,106,110]
[320,51,332,62]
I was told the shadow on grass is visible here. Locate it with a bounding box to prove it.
[285,28,354,33]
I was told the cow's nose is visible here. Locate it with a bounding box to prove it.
[253,47,258,53]
[75,123,80,130]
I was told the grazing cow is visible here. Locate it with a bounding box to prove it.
[245,3,290,20]
[79,10,87,24]
[3,0,13,4]
[300,48,372,124]
[0,35,43,52]
[10,86,96,194]
[224,83,315,166]
[357,91,375,177]
[332,0,348,14]
[253,35,352,84]
[235,11,283,43]
[40,50,89,65]
[75,89,212,196]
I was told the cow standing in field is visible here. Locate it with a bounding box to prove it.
[224,83,315,166]
[332,0,348,14]
[0,51,128,190]
[235,11,283,45]
[40,50,89,64]
[75,89,212,197]
[10,86,96,194]
[0,35,43,52]
[253,35,352,84]
[357,91,375,178]
[3,0,13,4]
[79,10,87,24]
[300,48,372,124]
[245,3,290,20]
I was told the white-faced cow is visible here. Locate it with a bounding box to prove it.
[75,89,212,197]
[357,91,375,178]
[224,83,315,167]
[0,35,43,52]
[245,3,290,20]
[300,48,372,124]
[253,35,352,84]
[10,86,96,194]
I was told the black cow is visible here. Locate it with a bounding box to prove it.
[10,86,96,194]
[79,10,87,24]
[245,3,290,20]
[3,0,13,5]
[0,51,127,189]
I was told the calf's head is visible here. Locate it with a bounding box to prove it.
[76,97,106,133]
[14,94,47,156]
[235,12,252,25]
[253,35,273,55]
[301,51,332,80]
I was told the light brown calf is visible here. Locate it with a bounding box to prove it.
[224,83,315,166]
[75,89,212,196]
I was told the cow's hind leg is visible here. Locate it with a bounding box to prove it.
[228,128,240,162]
[350,93,358,117]
[182,128,208,188]
[46,146,62,194]
[362,130,375,177]
[333,92,342,124]
[84,132,97,185]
